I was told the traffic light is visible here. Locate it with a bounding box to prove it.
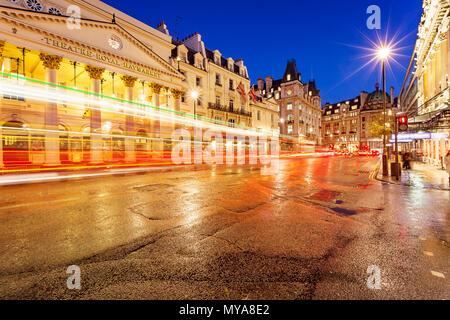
[398,115,408,132]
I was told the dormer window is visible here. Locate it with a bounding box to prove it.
[287,74,291,81]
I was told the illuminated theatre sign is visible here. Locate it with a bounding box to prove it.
[41,37,161,78]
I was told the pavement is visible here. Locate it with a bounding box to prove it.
[376,160,450,191]
[0,155,448,300]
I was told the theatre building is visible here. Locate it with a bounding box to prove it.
[0,0,186,167]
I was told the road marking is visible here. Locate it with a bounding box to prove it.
[430,271,445,279]
[423,251,434,257]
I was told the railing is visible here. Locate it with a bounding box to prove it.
[208,103,252,117]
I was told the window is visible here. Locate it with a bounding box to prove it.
[257,111,261,121]
[229,79,234,90]
[196,77,201,87]
[287,114,293,122]
[275,92,279,99]
[216,96,221,106]
[181,93,186,103]
[215,74,221,85]
[299,105,302,110]
[287,103,293,110]
[228,119,235,125]
[241,105,245,113]
[229,100,234,110]
[197,96,202,106]
[287,125,293,134]
[287,74,291,81]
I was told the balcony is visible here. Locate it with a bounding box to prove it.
[286,120,295,125]
[208,103,252,117]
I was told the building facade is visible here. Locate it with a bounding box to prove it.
[322,83,395,151]
[170,33,255,129]
[399,0,449,166]
[0,0,278,168]
[253,60,322,148]
[322,94,364,151]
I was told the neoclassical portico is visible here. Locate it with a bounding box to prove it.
[0,4,186,167]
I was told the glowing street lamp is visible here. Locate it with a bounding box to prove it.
[191,90,199,120]
[176,56,181,71]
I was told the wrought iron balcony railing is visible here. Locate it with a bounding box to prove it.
[208,103,252,117]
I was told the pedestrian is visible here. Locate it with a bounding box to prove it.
[445,150,450,184]
[403,152,411,170]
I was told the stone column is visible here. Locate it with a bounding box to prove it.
[148,83,163,155]
[85,65,105,164]
[40,52,63,166]
[171,89,184,130]
[0,41,4,168]
[171,89,183,112]
[122,75,138,162]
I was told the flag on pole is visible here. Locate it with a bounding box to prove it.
[249,88,257,102]
[237,82,247,101]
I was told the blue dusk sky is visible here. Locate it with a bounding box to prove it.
[103,0,423,105]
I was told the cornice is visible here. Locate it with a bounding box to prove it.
[0,5,183,80]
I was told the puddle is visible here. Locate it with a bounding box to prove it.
[330,207,357,216]
[310,189,342,202]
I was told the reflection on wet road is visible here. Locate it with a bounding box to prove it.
[0,156,448,299]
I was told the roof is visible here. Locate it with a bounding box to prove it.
[283,59,301,83]
[361,82,391,111]
[322,96,361,116]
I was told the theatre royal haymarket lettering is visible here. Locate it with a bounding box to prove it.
[41,37,161,78]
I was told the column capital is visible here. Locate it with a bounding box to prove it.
[85,65,105,80]
[39,52,63,70]
[148,82,163,94]
[171,89,184,99]
[121,75,138,88]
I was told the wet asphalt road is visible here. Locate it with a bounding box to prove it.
[0,156,448,300]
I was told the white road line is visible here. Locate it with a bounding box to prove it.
[430,271,445,279]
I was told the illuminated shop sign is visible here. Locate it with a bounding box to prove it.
[390,132,448,141]
[41,37,161,78]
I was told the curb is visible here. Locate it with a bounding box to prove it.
[372,159,450,191]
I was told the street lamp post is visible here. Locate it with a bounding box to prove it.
[176,56,181,72]
[191,90,199,120]
[382,59,388,176]
[377,46,391,176]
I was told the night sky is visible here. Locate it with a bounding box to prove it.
[102,0,423,105]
